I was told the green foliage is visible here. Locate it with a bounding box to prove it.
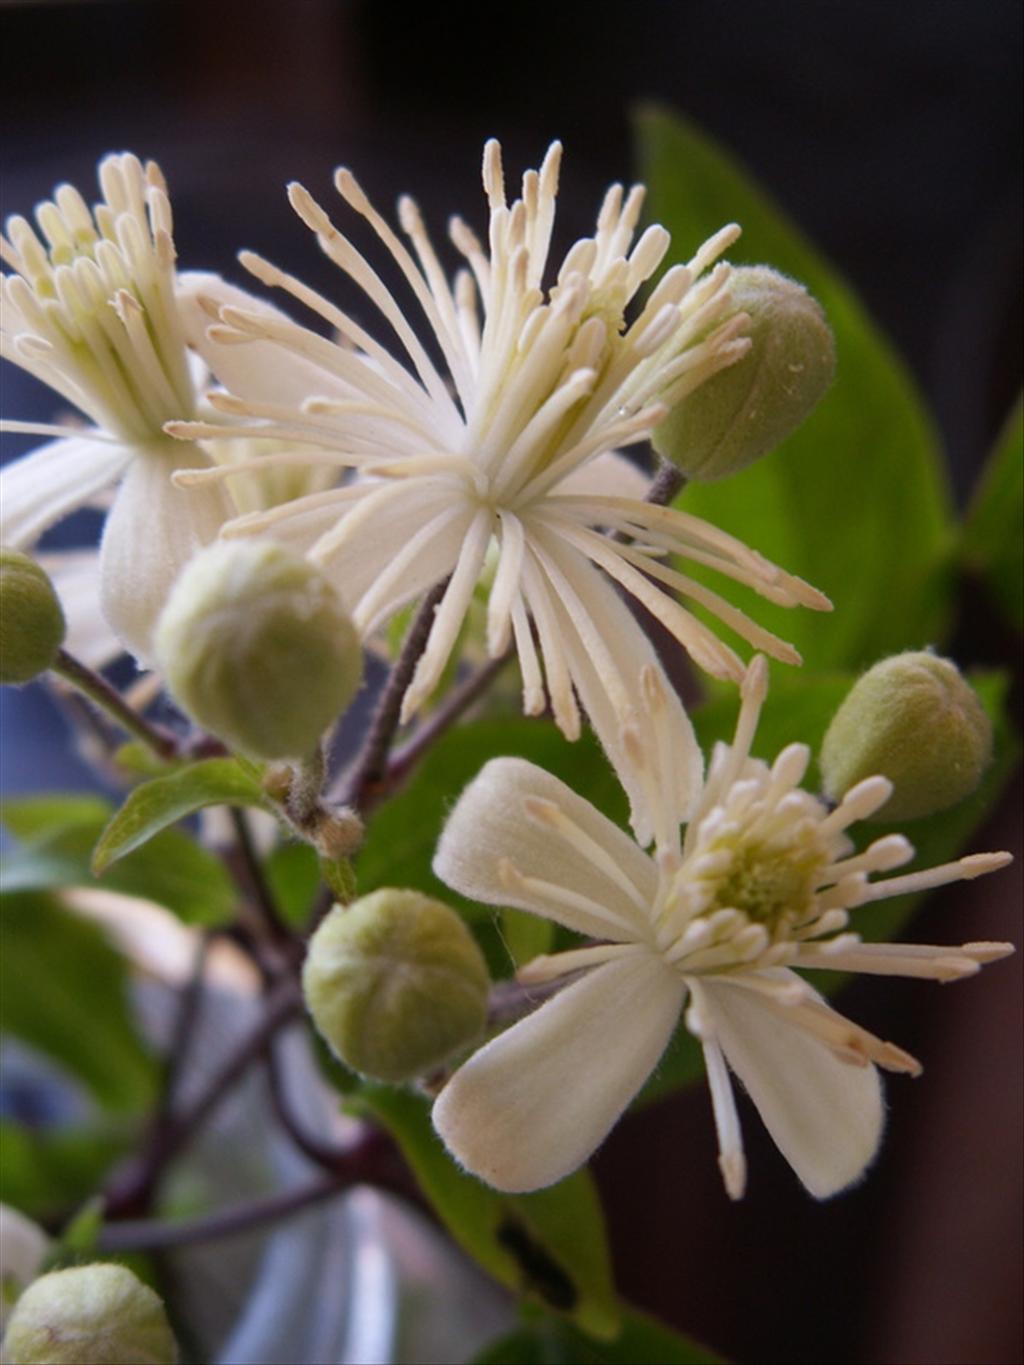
[0,1123,128,1223]
[472,1308,723,1364]
[962,398,1023,631]
[635,104,955,673]
[0,892,155,1111]
[1,793,236,926]
[91,758,267,873]
[357,718,627,923]
[350,1087,620,1341]
[264,840,322,927]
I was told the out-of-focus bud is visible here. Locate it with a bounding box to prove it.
[303,889,490,1084]
[0,1205,50,1330]
[155,540,361,760]
[2,1263,177,1364]
[0,549,66,685]
[820,651,993,821]
[653,266,835,482]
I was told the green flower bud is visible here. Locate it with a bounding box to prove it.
[155,541,361,760]
[0,549,66,686]
[820,652,993,821]
[2,1263,177,1364]
[303,889,490,1083]
[653,266,835,481]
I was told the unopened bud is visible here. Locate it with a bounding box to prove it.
[303,889,490,1083]
[654,266,835,481]
[820,652,993,821]
[2,1263,177,1364]
[155,541,361,760]
[0,549,66,685]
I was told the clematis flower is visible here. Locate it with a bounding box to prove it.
[431,657,1013,1198]
[0,154,246,661]
[171,141,829,841]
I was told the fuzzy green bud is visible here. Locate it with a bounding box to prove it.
[0,549,66,686]
[155,541,361,760]
[653,266,835,481]
[820,652,993,821]
[303,889,490,1083]
[2,1263,177,1364]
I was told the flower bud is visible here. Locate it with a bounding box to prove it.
[303,888,490,1083]
[820,652,993,821]
[653,266,835,481]
[0,549,66,685]
[0,1205,50,1330]
[155,541,361,760]
[2,1263,177,1364]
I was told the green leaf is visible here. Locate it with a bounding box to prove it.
[1,808,236,927]
[0,1122,129,1222]
[962,398,1023,631]
[501,908,555,967]
[265,840,323,928]
[472,1309,723,1364]
[0,892,156,1111]
[635,104,955,672]
[92,758,267,873]
[357,718,627,929]
[351,1087,620,1340]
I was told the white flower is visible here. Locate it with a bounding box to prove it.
[172,140,828,841]
[0,154,241,661]
[431,657,1013,1198]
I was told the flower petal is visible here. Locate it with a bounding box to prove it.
[177,272,351,408]
[99,443,229,662]
[434,755,658,941]
[39,550,123,668]
[694,974,885,1199]
[433,954,685,1191]
[0,436,132,548]
[554,448,650,501]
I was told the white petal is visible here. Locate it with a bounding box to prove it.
[39,549,123,668]
[0,435,132,548]
[553,448,651,501]
[177,272,350,408]
[695,974,885,1199]
[433,955,685,1191]
[99,443,229,662]
[434,755,658,941]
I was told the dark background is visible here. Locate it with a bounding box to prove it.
[2,3,1021,1362]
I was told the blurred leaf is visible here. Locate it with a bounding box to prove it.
[265,840,322,928]
[92,759,267,873]
[37,1198,106,1273]
[472,1309,723,1364]
[0,1122,129,1222]
[357,718,626,927]
[0,892,156,1111]
[635,104,955,672]
[501,908,555,967]
[2,797,236,926]
[640,666,1017,1104]
[962,398,1023,631]
[351,1087,620,1340]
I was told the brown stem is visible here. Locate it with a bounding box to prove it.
[263,1042,352,1172]
[51,648,178,760]
[226,807,295,953]
[335,578,449,811]
[647,460,686,507]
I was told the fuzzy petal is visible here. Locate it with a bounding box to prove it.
[39,550,123,668]
[177,272,351,408]
[99,443,229,662]
[695,974,885,1199]
[433,954,685,1191]
[0,435,133,548]
[434,755,657,942]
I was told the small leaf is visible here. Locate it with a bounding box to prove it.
[0,892,156,1111]
[1,814,236,927]
[0,1122,128,1222]
[92,758,267,873]
[962,398,1023,631]
[472,1309,724,1364]
[635,104,955,672]
[264,841,322,928]
[350,1087,620,1340]
[1,794,112,842]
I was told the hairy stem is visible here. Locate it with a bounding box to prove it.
[51,648,178,760]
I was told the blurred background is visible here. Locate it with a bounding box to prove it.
[1,2,1021,1362]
